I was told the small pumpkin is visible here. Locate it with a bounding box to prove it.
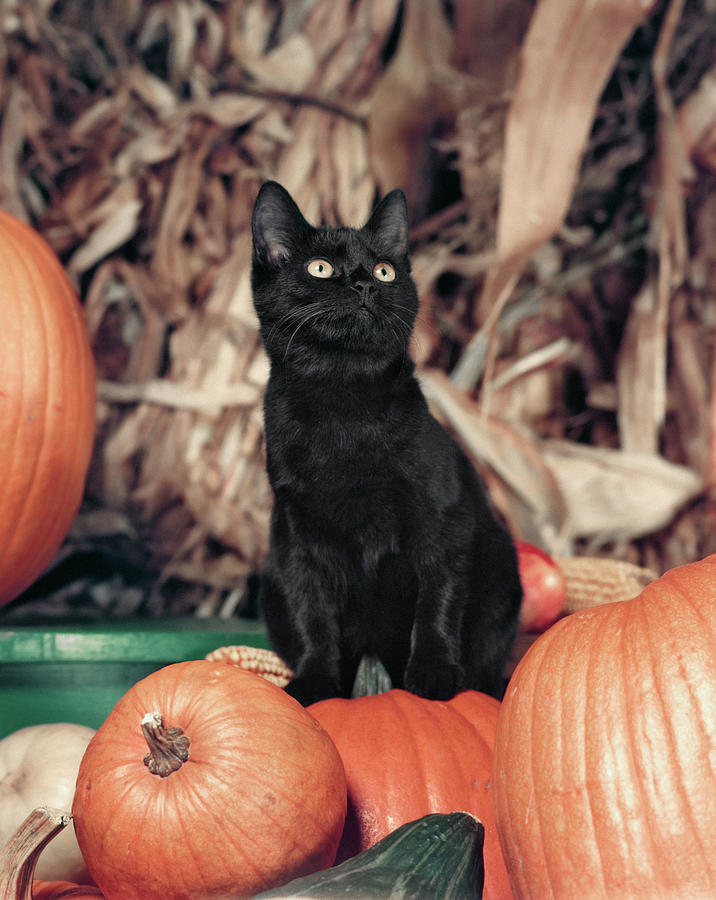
[0,724,95,884]
[0,210,96,605]
[493,553,716,898]
[72,660,347,899]
[309,688,511,900]
[32,882,104,899]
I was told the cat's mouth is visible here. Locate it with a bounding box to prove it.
[268,299,410,359]
[317,304,400,350]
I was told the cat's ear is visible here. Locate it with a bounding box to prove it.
[365,189,409,259]
[252,181,309,266]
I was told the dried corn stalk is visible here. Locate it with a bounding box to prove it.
[451,0,660,392]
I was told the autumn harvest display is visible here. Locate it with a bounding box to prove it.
[0,552,713,896]
[0,554,715,897]
[2,0,716,898]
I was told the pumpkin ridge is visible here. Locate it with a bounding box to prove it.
[46,272,95,558]
[0,346,25,570]
[0,231,26,544]
[679,588,716,886]
[218,741,343,883]
[39,270,90,531]
[0,233,50,578]
[388,693,433,813]
[221,750,342,856]
[583,604,628,895]
[618,599,662,883]
[5,237,54,585]
[522,620,566,895]
[83,737,168,865]
[157,760,288,889]
[169,764,266,883]
[175,786,246,894]
[90,769,154,890]
[543,612,588,895]
[638,592,715,880]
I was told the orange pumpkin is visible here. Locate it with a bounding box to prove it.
[72,660,347,899]
[32,882,104,899]
[309,688,512,900]
[0,210,95,605]
[493,553,716,898]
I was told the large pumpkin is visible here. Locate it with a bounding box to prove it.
[73,661,347,899]
[0,210,95,605]
[309,688,512,900]
[493,553,716,898]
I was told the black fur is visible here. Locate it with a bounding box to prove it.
[251,181,521,704]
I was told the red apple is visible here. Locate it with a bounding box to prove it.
[516,540,567,632]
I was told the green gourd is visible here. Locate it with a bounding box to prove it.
[255,812,485,899]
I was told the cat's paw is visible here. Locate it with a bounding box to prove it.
[284,675,340,706]
[403,660,465,700]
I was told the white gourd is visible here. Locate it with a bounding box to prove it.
[0,723,95,883]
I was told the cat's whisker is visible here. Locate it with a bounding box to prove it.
[266,303,324,350]
[283,308,326,361]
[269,304,320,338]
[387,309,412,339]
[386,314,412,371]
[389,302,437,338]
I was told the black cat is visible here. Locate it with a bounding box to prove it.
[250,181,521,705]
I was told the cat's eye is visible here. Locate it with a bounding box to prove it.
[307,259,334,279]
[373,262,396,283]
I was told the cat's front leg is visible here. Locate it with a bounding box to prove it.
[260,550,344,705]
[404,656,464,700]
[285,659,342,706]
[403,571,466,700]
[271,608,344,706]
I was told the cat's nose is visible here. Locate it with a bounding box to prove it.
[349,266,374,302]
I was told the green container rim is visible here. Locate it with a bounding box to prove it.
[0,617,269,664]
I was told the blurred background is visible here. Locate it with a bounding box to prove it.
[1,0,714,621]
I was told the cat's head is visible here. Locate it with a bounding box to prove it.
[250,181,418,372]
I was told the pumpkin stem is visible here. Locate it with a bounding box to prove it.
[351,655,392,698]
[0,806,70,900]
[141,711,190,777]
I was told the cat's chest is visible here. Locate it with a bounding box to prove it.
[265,395,419,525]
[267,385,414,469]
[274,412,402,479]
[277,426,409,544]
